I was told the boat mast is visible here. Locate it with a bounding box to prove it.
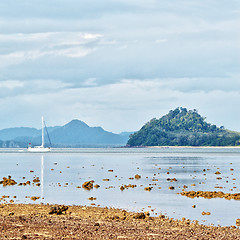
[42,116,44,147]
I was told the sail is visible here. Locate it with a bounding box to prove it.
[41,116,44,147]
[27,116,51,152]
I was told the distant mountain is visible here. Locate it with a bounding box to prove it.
[0,126,60,141]
[0,120,130,148]
[49,119,127,146]
[127,107,240,147]
[0,127,38,141]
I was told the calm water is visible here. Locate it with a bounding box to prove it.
[1,147,240,226]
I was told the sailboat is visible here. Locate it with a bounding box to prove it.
[27,116,51,152]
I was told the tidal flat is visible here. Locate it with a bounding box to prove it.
[1,204,240,239]
[1,147,240,230]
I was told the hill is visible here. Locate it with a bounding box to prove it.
[0,120,130,148]
[127,107,240,147]
[0,127,39,141]
[49,119,128,146]
[0,126,60,141]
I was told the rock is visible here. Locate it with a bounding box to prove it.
[133,212,146,219]
[88,197,96,201]
[236,219,240,226]
[121,184,137,190]
[49,205,68,215]
[167,178,177,182]
[0,176,17,186]
[179,190,240,200]
[144,187,153,191]
[135,174,141,179]
[30,196,40,201]
[33,178,40,183]
[82,181,94,190]
[144,211,150,216]
[202,211,211,216]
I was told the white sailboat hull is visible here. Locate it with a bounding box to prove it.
[27,116,52,152]
[27,146,51,152]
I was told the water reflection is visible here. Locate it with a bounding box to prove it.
[41,155,44,199]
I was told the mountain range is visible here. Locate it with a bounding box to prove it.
[0,120,132,148]
[3,107,238,148]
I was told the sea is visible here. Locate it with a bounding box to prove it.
[0,147,240,226]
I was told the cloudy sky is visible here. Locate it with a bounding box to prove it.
[0,0,239,133]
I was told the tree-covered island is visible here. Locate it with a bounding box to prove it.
[127,107,240,147]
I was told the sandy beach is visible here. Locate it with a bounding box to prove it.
[0,204,240,239]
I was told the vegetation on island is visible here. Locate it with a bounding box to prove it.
[127,107,240,147]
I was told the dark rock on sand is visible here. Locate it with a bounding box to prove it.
[49,205,68,215]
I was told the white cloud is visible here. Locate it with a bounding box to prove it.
[24,79,72,90]
[0,80,24,89]
[0,32,102,67]
[0,79,72,99]
[55,47,93,58]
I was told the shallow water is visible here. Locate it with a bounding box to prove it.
[1,147,240,226]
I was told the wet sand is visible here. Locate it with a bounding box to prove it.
[0,204,240,239]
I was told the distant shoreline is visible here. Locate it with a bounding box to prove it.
[147,146,240,149]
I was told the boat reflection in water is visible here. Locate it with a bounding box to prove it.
[41,155,44,199]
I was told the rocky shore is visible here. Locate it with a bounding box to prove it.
[0,204,240,239]
[179,190,240,200]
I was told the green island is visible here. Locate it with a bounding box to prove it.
[127,107,240,147]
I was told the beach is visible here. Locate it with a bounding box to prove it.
[1,203,240,239]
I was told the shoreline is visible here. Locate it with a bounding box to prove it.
[0,203,240,239]
[147,146,240,149]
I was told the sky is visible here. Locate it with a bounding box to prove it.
[0,0,239,133]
